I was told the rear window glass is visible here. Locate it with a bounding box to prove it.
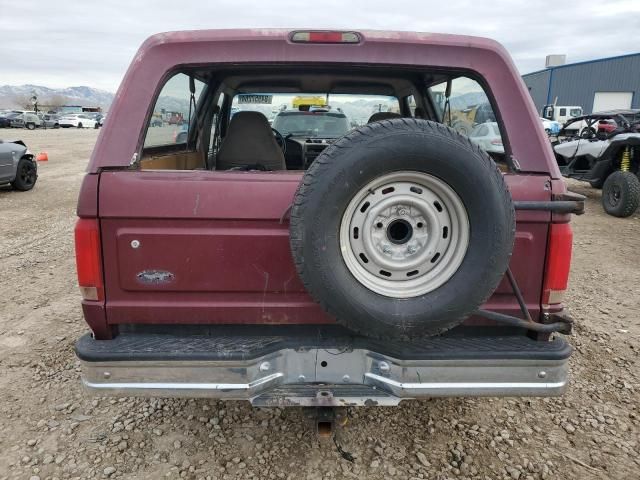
[143,73,205,148]
[428,76,503,156]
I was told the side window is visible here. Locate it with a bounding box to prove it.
[559,108,567,116]
[427,76,503,156]
[143,73,204,148]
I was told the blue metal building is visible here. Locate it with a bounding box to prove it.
[522,53,640,115]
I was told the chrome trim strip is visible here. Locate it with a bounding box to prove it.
[364,373,567,397]
[83,372,284,393]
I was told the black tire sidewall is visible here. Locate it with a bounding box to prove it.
[11,158,37,191]
[602,171,640,217]
[291,119,515,338]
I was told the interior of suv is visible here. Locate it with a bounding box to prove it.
[139,65,508,172]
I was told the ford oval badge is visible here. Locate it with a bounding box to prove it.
[137,270,175,285]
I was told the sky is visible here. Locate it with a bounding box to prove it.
[1,0,639,92]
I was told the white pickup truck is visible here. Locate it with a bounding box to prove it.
[542,104,587,133]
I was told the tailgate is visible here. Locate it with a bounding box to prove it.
[98,170,551,328]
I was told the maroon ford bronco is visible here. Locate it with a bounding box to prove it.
[74,29,584,407]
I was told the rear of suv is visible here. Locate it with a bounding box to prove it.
[10,112,42,130]
[74,30,583,406]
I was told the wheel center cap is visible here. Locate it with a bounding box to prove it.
[386,219,413,244]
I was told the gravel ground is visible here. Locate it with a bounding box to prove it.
[0,128,638,480]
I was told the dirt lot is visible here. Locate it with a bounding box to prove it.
[0,128,638,480]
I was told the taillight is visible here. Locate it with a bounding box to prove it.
[542,223,573,306]
[74,218,104,301]
[290,31,361,44]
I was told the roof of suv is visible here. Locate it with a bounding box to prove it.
[90,29,558,176]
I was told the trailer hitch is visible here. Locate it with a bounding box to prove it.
[306,406,348,439]
[304,406,355,459]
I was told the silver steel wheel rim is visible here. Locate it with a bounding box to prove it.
[339,171,469,298]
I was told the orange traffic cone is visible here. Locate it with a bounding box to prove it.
[36,152,48,162]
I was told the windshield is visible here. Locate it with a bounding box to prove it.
[273,111,349,137]
[231,93,398,136]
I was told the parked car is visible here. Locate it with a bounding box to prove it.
[173,122,188,143]
[74,30,582,412]
[448,102,496,137]
[168,113,184,125]
[272,108,349,136]
[0,139,37,190]
[59,113,97,128]
[468,121,504,153]
[0,112,21,128]
[80,112,103,128]
[10,112,43,130]
[597,119,617,134]
[540,117,561,136]
[554,110,640,217]
[42,114,60,129]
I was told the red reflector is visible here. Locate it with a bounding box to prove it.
[74,218,104,301]
[542,223,573,305]
[290,31,361,44]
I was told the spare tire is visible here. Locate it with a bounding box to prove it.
[289,119,515,339]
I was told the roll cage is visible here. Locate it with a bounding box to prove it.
[560,110,640,138]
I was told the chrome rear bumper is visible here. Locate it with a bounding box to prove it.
[77,330,570,406]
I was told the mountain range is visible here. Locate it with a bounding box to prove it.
[0,84,115,110]
[0,84,489,119]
